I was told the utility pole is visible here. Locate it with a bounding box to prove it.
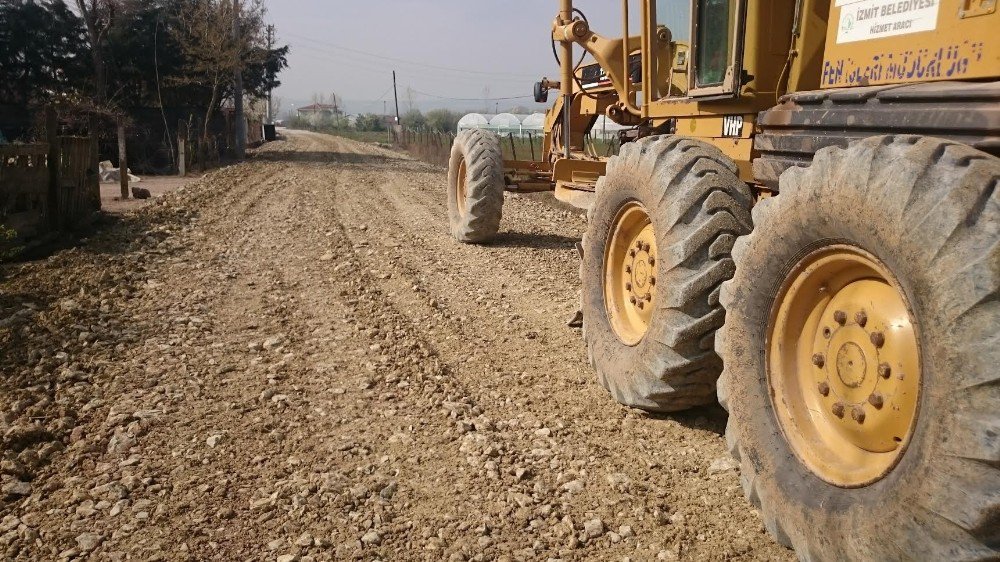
[266,24,275,125]
[392,71,401,126]
[233,0,247,159]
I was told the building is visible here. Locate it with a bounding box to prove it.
[296,103,342,125]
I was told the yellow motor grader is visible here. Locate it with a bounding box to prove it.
[446,0,999,558]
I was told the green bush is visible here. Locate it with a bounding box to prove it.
[355,113,385,132]
[0,224,20,261]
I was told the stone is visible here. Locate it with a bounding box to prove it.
[263,335,286,350]
[206,434,223,448]
[75,532,103,552]
[708,457,739,475]
[584,519,604,539]
[2,480,31,497]
[361,531,381,546]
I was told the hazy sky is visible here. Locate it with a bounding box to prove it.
[263,1,624,114]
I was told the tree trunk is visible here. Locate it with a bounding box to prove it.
[118,119,129,199]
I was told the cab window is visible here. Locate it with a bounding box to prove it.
[694,0,738,87]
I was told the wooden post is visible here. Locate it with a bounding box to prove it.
[177,119,187,177]
[89,116,100,210]
[45,107,60,229]
[117,118,129,199]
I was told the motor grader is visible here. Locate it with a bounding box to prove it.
[445,0,998,559]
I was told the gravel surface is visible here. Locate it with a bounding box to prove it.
[0,130,793,561]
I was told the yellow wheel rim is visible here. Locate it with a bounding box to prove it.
[456,158,468,218]
[604,202,658,346]
[768,245,921,487]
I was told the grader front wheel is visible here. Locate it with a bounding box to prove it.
[447,129,505,243]
[718,136,1000,560]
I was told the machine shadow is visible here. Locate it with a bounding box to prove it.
[644,402,729,437]
[490,230,580,250]
[252,151,399,166]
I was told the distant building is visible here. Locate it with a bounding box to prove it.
[296,103,343,124]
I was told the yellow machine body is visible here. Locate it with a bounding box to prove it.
[507,0,1000,207]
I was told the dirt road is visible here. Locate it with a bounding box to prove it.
[0,130,793,561]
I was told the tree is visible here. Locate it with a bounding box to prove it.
[355,113,384,132]
[170,0,268,141]
[402,109,425,130]
[0,1,90,106]
[74,0,118,103]
[425,109,459,133]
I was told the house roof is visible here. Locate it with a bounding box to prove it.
[297,103,339,112]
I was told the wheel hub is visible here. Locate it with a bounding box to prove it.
[604,203,657,346]
[768,245,921,487]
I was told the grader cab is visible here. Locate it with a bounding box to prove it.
[446,1,999,559]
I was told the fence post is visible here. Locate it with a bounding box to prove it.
[89,116,100,210]
[45,107,60,229]
[117,117,129,199]
[177,119,187,177]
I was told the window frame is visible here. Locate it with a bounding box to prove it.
[687,0,747,98]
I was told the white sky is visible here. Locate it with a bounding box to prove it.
[263,0,625,113]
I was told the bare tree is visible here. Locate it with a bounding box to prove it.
[74,0,117,103]
[171,0,266,141]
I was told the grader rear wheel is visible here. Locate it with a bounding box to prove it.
[718,136,1000,560]
[769,245,920,487]
[447,129,505,243]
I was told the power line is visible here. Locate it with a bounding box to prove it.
[286,32,539,80]
[410,88,533,102]
[294,48,535,86]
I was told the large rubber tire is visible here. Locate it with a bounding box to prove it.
[582,136,753,412]
[718,136,1000,560]
[447,129,505,243]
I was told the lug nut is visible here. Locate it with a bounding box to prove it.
[637,301,644,310]
[833,310,847,325]
[818,381,830,396]
[851,406,866,424]
[812,353,826,368]
[823,327,832,339]
[644,293,652,302]
[870,331,885,348]
[648,256,655,266]
[625,282,632,291]
[629,249,636,257]
[855,311,868,327]
[832,402,845,418]
[868,393,884,409]
[629,296,637,305]
[649,277,656,286]
[642,242,650,253]
[878,363,891,379]
[636,241,643,249]
[625,265,632,274]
